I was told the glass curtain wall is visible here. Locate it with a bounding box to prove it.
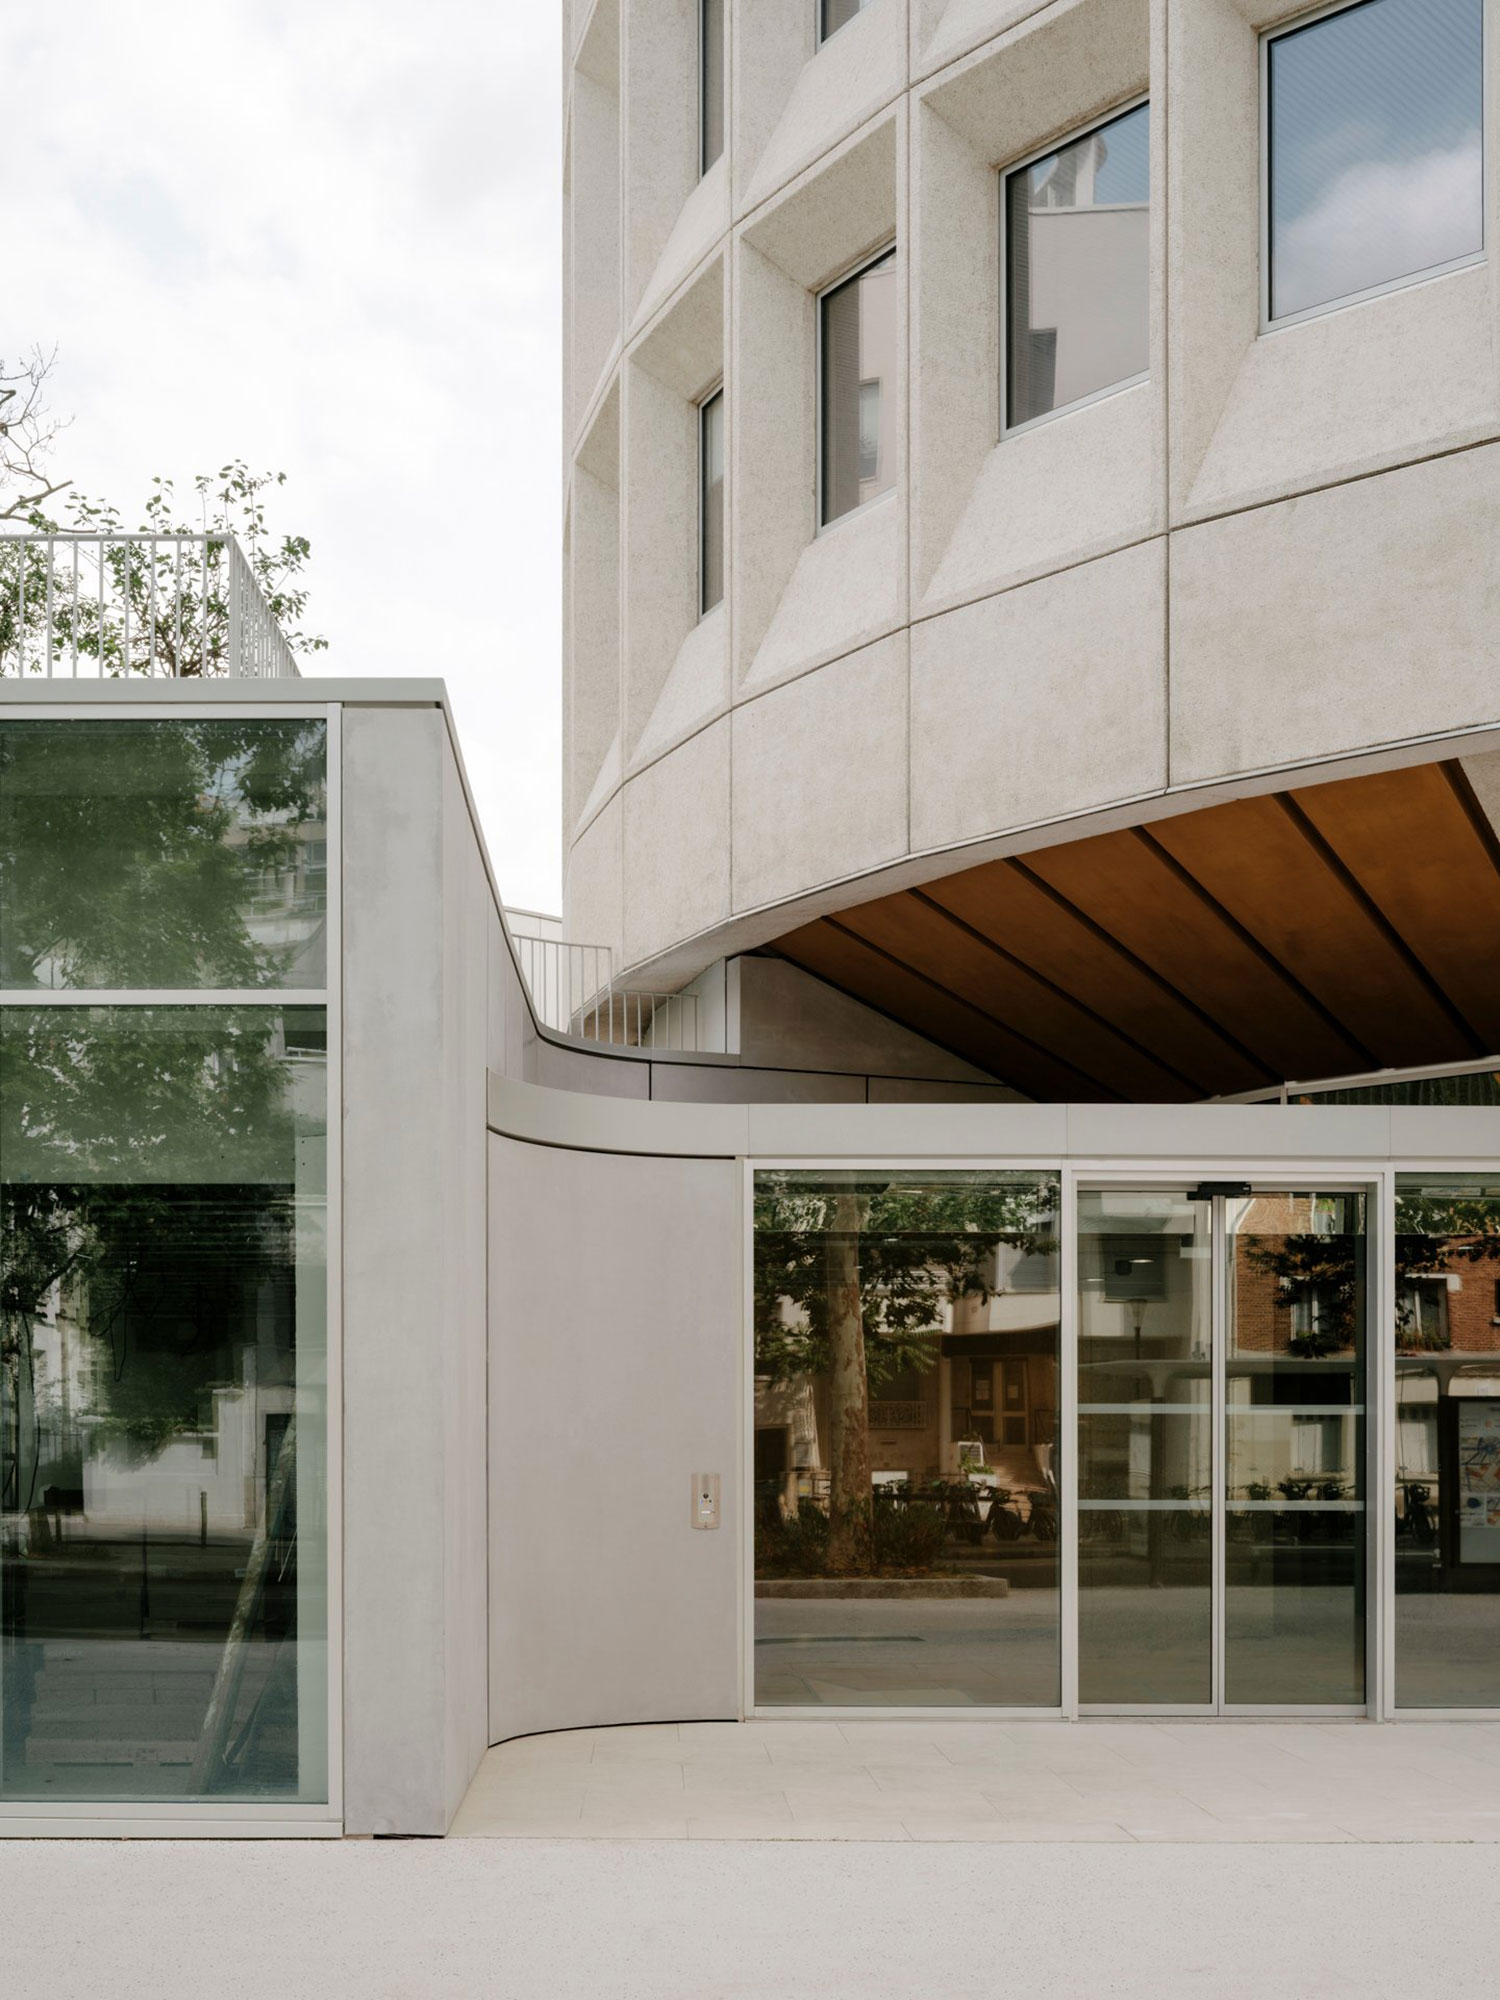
[0,717,331,1809]
[1079,1188,1367,1710]
[1078,1191,1213,1704]
[753,1169,1060,1708]
[1267,0,1484,324]
[1394,1176,1500,1707]
[820,251,896,526]
[1225,1193,1367,1707]
[1005,101,1150,429]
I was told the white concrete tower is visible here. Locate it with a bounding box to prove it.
[562,0,1500,1103]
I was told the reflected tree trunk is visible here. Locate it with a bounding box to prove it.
[825,1193,874,1576]
[188,1418,297,1793]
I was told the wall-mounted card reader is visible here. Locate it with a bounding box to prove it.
[692,1473,720,1530]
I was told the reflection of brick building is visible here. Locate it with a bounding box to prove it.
[1231,1194,1362,1359]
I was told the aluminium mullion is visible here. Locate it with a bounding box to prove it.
[1060,1164,1080,1719]
[1384,1168,1408,1720]
[739,1153,754,1720]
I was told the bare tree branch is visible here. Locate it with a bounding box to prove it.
[0,344,73,522]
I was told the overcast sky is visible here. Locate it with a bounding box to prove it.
[5,3,564,911]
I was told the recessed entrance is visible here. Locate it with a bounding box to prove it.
[1078,1185,1369,1713]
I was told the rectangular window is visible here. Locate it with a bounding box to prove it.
[752,1169,1061,1709]
[820,248,896,527]
[1266,0,1484,326]
[0,718,328,990]
[0,1004,329,1802]
[700,0,724,175]
[1394,1177,1500,1708]
[699,388,725,614]
[1004,100,1151,432]
[821,0,872,42]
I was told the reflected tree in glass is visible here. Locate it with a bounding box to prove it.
[0,718,327,990]
[0,1006,326,1800]
[754,1173,1057,1575]
[1393,1181,1500,1708]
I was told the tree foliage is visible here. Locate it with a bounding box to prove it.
[753,1172,1057,1575]
[0,716,325,988]
[753,1172,1058,1385]
[2,347,325,675]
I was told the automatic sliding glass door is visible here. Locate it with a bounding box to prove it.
[1078,1187,1369,1712]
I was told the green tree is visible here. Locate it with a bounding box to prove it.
[753,1174,1057,1574]
[2,346,326,676]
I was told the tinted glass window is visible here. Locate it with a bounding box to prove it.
[753,1169,1061,1708]
[701,0,724,173]
[1394,1177,1500,1708]
[700,390,725,614]
[0,1005,329,1802]
[820,251,896,526]
[0,719,327,990]
[1005,102,1151,430]
[1268,0,1484,323]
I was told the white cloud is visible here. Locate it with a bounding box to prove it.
[1274,140,1482,321]
[3,0,563,910]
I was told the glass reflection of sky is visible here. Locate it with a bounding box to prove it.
[1270,0,1482,318]
[1028,102,1150,210]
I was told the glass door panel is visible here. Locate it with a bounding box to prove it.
[1078,1185,1369,1712]
[1078,1192,1214,1705]
[1223,1193,1367,1707]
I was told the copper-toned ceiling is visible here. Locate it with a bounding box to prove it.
[767,760,1500,1102]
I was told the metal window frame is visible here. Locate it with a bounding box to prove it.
[698,383,726,618]
[815,243,898,534]
[1260,0,1488,334]
[738,1149,1500,1726]
[0,698,344,1835]
[998,93,1152,441]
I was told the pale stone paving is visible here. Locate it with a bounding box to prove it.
[450,1717,1500,1843]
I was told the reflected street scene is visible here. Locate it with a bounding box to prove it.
[753,1170,1060,1707]
[0,1006,328,1802]
[1394,1177,1500,1707]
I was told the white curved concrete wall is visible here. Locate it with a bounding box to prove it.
[563,0,1500,985]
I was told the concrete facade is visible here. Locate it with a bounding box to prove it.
[562,0,1500,989]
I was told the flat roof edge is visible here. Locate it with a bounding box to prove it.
[0,676,450,704]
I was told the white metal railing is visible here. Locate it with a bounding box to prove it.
[0,532,299,679]
[510,930,701,1052]
[1217,1054,1500,1106]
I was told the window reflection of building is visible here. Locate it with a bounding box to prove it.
[752,1172,1060,1709]
[1006,103,1150,429]
[1394,1179,1500,1707]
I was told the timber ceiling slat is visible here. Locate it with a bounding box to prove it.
[773,920,1117,1101]
[923,863,1271,1095]
[1292,763,1500,1053]
[834,893,1199,1102]
[765,758,1500,1102]
[1014,830,1368,1079]
[1148,794,1469,1068]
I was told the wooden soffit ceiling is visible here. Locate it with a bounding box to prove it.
[767,760,1500,1103]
